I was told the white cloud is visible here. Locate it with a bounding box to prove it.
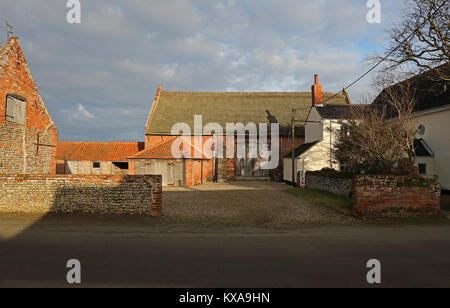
[63,104,95,122]
[0,0,405,141]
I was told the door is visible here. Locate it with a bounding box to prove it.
[145,161,178,186]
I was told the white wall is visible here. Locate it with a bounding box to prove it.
[301,119,341,172]
[415,156,435,178]
[415,108,450,189]
[283,118,342,183]
[283,157,302,182]
[305,108,323,143]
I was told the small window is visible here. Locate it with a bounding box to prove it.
[93,162,101,169]
[113,162,128,170]
[418,163,427,175]
[5,94,26,125]
[418,124,426,136]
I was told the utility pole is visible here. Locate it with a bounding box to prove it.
[289,106,323,186]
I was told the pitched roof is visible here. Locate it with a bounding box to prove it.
[57,142,145,161]
[414,139,434,157]
[128,137,210,160]
[373,63,450,113]
[146,89,348,136]
[315,104,376,119]
[285,141,320,158]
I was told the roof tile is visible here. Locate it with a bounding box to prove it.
[129,137,210,160]
[146,90,348,136]
[57,142,145,161]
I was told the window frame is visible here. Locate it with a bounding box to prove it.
[5,94,26,125]
[418,124,426,136]
[418,163,427,175]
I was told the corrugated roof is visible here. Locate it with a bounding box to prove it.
[315,104,375,119]
[129,137,210,160]
[57,142,145,161]
[146,90,348,136]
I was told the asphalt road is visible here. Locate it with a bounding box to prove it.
[1,221,449,288]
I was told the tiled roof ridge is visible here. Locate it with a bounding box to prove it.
[128,137,177,159]
[161,90,343,97]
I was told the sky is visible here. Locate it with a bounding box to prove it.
[0,0,405,141]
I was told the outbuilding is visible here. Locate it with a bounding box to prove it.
[128,136,213,186]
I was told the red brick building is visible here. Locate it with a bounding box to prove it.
[137,76,348,185]
[56,141,144,175]
[128,136,213,186]
[0,37,58,174]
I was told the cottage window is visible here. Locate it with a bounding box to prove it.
[5,94,26,125]
[418,163,427,175]
[93,161,101,169]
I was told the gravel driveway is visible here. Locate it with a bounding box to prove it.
[162,181,352,228]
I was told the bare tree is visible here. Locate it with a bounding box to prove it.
[334,78,418,175]
[371,0,449,81]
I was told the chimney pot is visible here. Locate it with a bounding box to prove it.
[311,74,322,106]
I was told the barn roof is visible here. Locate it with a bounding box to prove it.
[129,137,210,160]
[57,141,145,161]
[146,89,348,136]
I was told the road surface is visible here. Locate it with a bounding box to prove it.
[1,219,449,287]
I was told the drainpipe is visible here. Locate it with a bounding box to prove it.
[201,160,204,184]
[212,135,217,182]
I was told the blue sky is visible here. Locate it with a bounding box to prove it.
[0,0,405,141]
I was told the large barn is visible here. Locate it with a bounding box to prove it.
[133,75,349,186]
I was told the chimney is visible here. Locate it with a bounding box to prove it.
[311,74,322,106]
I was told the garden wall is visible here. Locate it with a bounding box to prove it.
[305,172,353,197]
[353,175,440,218]
[0,174,162,216]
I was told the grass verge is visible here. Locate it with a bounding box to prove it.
[285,187,352,216]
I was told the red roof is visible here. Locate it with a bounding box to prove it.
[129,137,210,160]
[57,142,145,161]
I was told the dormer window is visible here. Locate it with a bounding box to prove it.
[5,94,26,125]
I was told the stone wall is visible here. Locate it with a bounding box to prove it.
[305,173,353,197]
[0,122,56,174]
[217,158,235,182]
[352,175,441,218]
[0,174,162,216]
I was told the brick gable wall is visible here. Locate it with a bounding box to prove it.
[0,38,57,174]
